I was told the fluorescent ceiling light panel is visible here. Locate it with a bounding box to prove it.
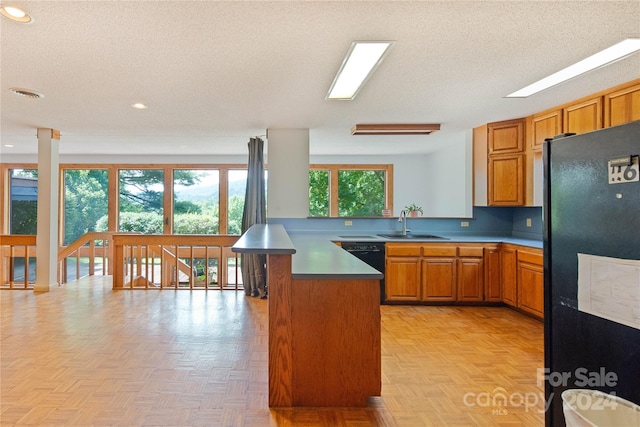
[327,41,392,100]
[507,38,640,98]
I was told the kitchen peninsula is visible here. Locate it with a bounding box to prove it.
[232,224,383,407]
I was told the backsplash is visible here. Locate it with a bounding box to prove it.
[269,206,543,239]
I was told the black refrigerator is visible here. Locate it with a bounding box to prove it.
[544,120,640,426]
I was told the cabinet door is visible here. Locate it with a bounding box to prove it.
[386,257,421,301]
[501,246,517,306]
[457,257,483,301]
[563,96,603,134]
[488,153,524,205]
[531,110,562,151]
[518,260,544,318]
[421,257,456,301]
[483,247,501,302]
[604,82,640,127]
[488,119,525,154]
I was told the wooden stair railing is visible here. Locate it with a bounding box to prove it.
[112,234,240,290]
[0,235,37,289]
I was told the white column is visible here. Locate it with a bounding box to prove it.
[34,128,60,292]
[266,129,309,218]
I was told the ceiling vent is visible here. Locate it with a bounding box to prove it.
[9,87,44,99]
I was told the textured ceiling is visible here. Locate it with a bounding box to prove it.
[1,0,639,157]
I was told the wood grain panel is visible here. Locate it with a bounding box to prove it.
[421,257,456,301]
[267,254,294,407]
[386,256,421,301]
[604,82,640,127]
[563,96,603,134]
[501,245,518,306]
[487,119,525,154]
[488,153,524,205]
[290,278,381,406]
[531,109,562,151]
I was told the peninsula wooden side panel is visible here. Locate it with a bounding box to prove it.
[290,278,381,407]
[267,254,294,407]
[267,256,381,407]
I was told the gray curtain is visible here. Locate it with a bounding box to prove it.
[241,137,267,297]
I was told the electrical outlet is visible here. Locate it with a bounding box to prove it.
[460,221,469,227]
[526,218,532,227]
[344,220,352,226]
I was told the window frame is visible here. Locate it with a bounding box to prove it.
[0,163,253,240]
[309,164,394,217]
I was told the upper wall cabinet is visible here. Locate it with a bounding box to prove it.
[604,82,640,128]
[563,96,603,135]
[530,109,562,152]
[474,118,526,206]
[488,119,525,155]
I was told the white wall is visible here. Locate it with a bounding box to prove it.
[422,131,473,217]
[3,131,474,219]
[311,131,473,218]
[266,129,309,218]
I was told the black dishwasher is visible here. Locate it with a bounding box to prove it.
[340,242,386,304]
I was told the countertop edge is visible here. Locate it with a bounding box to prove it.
[231,224,296,254]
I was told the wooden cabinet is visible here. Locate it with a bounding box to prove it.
[483,245,501,302]
[488,119,525,154]
[563,96,603,134]
[422,257,456,301]
[517,249,544,318]
[604,82,640,127]
[387,243,493,303]
[501,245,518,307]
[474,118,527,207]
[385,244,421,302]
[384,242,543,318]
[488,153,524,205]
[457,256,483,301]
[531,109,562,151]
[422,245,457,301]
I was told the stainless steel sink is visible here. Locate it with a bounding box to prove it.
[377,233,448,240]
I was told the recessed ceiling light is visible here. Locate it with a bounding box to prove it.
[9,87,44,99]
[132,103,148,109]
[4,144,15,148]
[0,6,32,23]
[507,38,640,97]
[326,41,393,100]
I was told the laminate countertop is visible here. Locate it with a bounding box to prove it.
[232,224,542,280]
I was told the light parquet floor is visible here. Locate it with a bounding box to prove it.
[1,277,544,426]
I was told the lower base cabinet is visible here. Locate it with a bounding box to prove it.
[517,249,544,317]
[386,256,421,301]
[385,242,543,319]
[501,245,518,306]
[422,246,457,301]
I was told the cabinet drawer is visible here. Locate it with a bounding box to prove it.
[518,249,542,265]
[422,246,457,257]
[386,244,421,257]
[458,247,484,257]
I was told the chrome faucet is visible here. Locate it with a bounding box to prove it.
[398,210,407,236]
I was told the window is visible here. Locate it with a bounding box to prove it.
[173,169,220,234]
[63,169,109,245]
[9,168,38,234]
[118,169,165,234]
[309,165,393,217]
